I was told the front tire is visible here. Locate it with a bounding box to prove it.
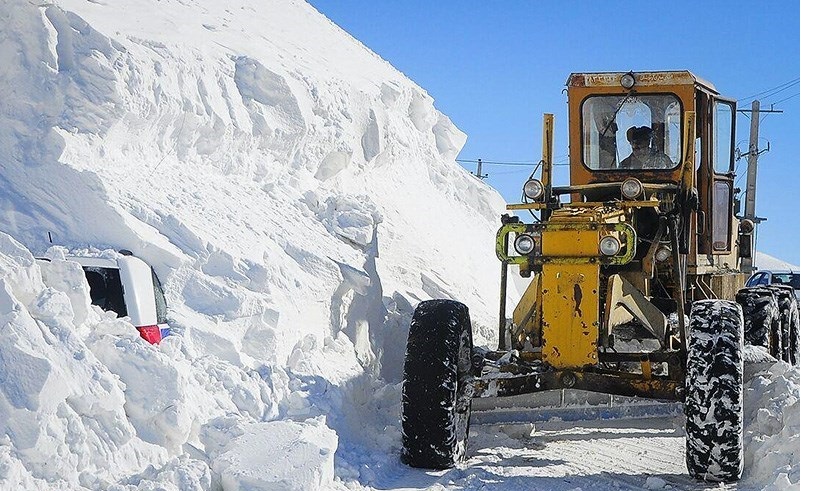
[401,299,474,469]
[685,300,744,482]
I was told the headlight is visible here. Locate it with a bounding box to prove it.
[599,236,621,256]
[620,72,636,89]
[654,245,672,262]
[514,234,536,255]
[523,179,545,200]
[621,178,643,199]
[739,219,755,234]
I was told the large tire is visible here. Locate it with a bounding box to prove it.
[401,299,474,469]
[735,287,779,357]
[685,300,744,482]
[790,304,800,366]
[766,286,797,363]
[767,285,799,365]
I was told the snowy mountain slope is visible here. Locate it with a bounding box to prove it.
[0,0,799,490]
[756,252,799,271]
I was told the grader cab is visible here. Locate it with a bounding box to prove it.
[400,71,799,483]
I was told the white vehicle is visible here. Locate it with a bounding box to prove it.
[41,251,169,344]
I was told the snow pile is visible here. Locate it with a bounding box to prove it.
[743,360,800,490]
[1,0,505,488]
[0,0,800,489]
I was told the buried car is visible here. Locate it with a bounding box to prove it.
[39,250,169,344]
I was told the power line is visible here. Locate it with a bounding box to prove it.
[770,92,799,106]
[759,83,799,103]
[738,78,799,103]
[456,159,536,166]
[457,157,570,167]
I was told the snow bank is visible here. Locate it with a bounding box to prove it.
[743,360,800,490]
[1,0,504,488]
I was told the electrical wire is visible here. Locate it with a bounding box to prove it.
[738,78,799,103]
[770,92,799,106]
[457,158,570,167]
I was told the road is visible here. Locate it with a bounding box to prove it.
[371,395,759,491]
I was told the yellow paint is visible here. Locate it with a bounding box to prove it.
[541,263,599,368]
[641,359,652,380]
[541,228,599,257]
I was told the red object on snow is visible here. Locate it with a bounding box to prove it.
[137,325,162,344]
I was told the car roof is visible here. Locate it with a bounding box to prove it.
[64,255,120,268]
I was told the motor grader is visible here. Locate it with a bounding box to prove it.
[400,70,799,482]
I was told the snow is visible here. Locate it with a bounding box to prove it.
[755,252,799,272]
[0,0,800,489]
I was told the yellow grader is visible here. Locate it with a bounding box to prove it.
[400,70,799,482]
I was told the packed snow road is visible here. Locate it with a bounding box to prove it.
[380,414,746,491]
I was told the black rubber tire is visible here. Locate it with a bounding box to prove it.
[766,285,799,365]
[789,301,800,366]
[766,286,796,363]
[685,299,744,482]
[735,287,779,357]
[400,299,474,469]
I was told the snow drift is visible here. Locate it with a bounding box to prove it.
[0,0,798,489]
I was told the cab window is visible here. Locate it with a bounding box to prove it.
[714,101,734,173]
[582,94,681,170]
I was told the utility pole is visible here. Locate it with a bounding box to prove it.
[738,100,781,273]
[475,158,488,180]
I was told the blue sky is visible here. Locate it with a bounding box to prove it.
[307,1,800,267]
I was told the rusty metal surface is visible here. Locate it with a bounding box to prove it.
[566,71,715,91]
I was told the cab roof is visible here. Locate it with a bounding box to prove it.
[566,70,718,95]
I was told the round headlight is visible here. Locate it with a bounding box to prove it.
[620,72,636,89]
[599,236,621,256]
[654,245,672,263]
[523,179,545,200]
[621,178,643,199]
[514,234,536,255]
[739,219,755,234]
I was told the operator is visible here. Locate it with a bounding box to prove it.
[620,126,674,169]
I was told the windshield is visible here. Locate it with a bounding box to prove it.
[772,273,800,290]
[582,94,682,170]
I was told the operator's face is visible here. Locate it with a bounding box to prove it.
[630,139,651,155]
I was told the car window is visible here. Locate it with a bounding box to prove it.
[84,267,128,317]
[787,273,800,290]
[772,274,790,285]
[151,268,168,324]
[747,273,763,287]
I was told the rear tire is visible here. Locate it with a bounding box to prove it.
[790,305,800,366]
[735,287,779,357]
[766,286,799,365]
[765,286,793,363]
[401,299,474,469]
[685,299,744,482]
